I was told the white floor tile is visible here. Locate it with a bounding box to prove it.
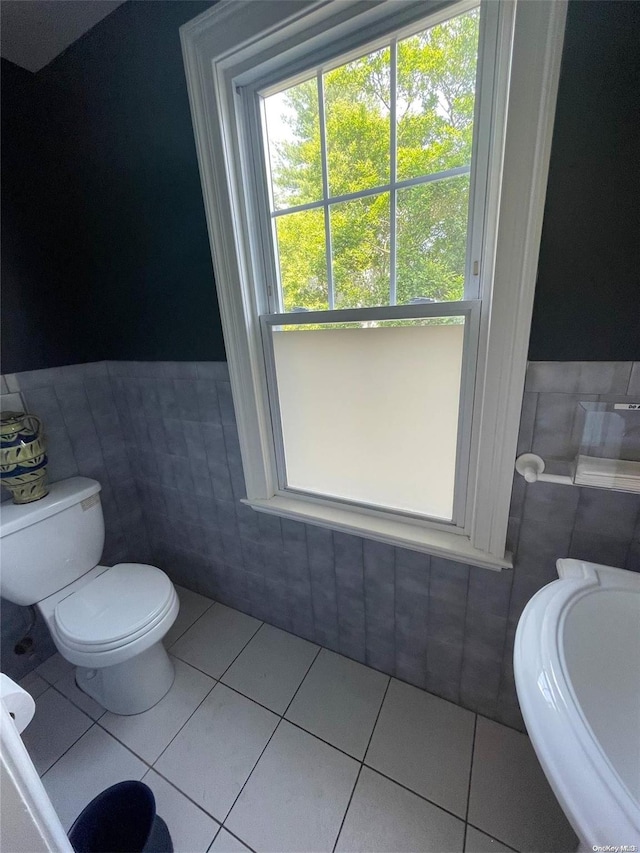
[22,688,92,775]
[285,649,388,759]
[336,766,465,853]
[142,769,220,853]
[465,826,514,853]
[226,720,359,853]
[100,657,215,762]
[42,726,146,830]
[164,585,214,649]
[35,653,74,685]
[222,624,318,714]
[171,604,261,678]
[366,679,475,818]
[468,717,578,853]
[19,671,49,700]
[209,829,252,852]
[54,670,106,720]
[154,683,278,821]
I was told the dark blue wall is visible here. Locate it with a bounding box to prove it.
[1,0,639,373]
[1,59,80,370]
[2,1,223,373]
[529,0,640,361]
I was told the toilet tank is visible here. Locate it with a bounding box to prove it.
[0,477,105,606]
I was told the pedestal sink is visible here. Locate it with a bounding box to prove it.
[515,559,640,850]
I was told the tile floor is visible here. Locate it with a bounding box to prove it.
[20,585,578,853]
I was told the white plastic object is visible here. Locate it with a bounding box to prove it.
[515,559,640,848]
[0,674,35,734]
[515,453,574,485]
[54,564,174,648]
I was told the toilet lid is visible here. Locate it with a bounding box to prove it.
[54,564,174,647]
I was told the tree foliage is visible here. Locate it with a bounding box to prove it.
[268,9,480,312]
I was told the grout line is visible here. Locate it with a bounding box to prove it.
[362,675,391,765]
[105,676,219,769]
[281,645,322,717]
[332,677,392,853]
[38,715,97,781]
[49,681,107,723]
[216,620,265,682]
[165,594,216,647]
[206,826,222,853]
[219,717,284,829]
[462,713,479,852]
[465,821,519,852]
[331,764,363,853]
[215,826,257,853]
[140,764,225,829]
[360,761,467,826]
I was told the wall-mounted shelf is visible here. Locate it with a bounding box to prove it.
[515,452,640,494]
[516,399,640,494]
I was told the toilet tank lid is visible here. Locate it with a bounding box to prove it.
[0,477,101,538]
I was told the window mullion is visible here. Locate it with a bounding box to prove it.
[317,72,335,310]
[389,39,398,306]
[270,165,471,220]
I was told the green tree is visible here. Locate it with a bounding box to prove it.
[269,9,479,312]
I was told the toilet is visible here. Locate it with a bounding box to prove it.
[0,477,179,715]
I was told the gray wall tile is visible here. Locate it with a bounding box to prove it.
[526,361,632,394]
[573,488,640,540]
[532,393,598,458]
[7,359,635,726]
[216,381,236,425]
[197,362,229,381]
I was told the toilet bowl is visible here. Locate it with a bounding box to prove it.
[0,477,180,715]
[39,562,179,714]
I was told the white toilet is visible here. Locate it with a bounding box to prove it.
[0,477,179,715]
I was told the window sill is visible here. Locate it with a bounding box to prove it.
[242,495,513,572]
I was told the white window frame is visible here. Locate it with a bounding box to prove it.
[180,0,568,571]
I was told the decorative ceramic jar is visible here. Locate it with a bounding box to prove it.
[0,412,49,504]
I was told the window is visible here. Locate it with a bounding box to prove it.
[256,7,484,529]
[181,0,567,569]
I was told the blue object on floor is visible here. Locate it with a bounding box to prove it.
[68,781,173,853]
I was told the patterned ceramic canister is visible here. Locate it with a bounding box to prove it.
[0,412,49,504]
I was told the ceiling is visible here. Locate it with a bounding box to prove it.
[1,0,126,73]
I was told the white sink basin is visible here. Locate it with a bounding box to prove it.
[515,559,640,849]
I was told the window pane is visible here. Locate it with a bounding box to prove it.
[324,47,390,197]
[275,208,328,311]
[396,175,470,304]
[271,317,465,520]
[263,79,322,210]
[331,192,390,309]
[397,9,480,182]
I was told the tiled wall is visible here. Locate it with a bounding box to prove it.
[2,360,639,728]
[0,363,151,678]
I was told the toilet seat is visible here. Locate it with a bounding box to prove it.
[51,563,178,668]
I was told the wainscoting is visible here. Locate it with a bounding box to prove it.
[2,361,639,729]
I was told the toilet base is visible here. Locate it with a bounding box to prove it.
[76,641,175,715]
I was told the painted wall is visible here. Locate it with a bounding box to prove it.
[1,0,639,373]
[3,360,639,728]
[1,1,223,374]
[529,0,640,360]
[0,59,79,372]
